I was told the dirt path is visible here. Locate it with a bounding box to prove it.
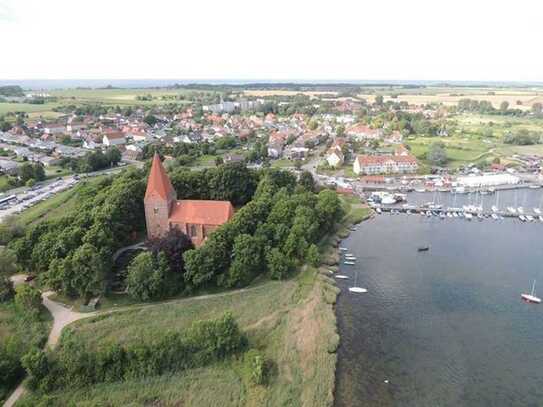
[3,291,97,407]
[2,282,271,407]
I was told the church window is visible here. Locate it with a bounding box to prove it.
[190,225,197,237]
[154,207,159,215]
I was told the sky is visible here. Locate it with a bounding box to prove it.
[0,0,542,82]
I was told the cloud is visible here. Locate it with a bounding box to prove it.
[0,0,15,22]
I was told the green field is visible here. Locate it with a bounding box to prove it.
[48,88,215,107]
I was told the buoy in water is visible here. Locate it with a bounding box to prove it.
[348,287,367,293]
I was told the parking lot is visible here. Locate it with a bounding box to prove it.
[0,176,79,222]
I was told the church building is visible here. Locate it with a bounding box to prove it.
[144,153,234,246]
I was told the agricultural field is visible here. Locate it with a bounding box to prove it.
[358,86,543,110]
[48,88,214,106]
[244,90,338,98]
[0,102,62,116]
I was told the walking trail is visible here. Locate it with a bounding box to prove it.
[3,279,263,407]
[3,288,97,407]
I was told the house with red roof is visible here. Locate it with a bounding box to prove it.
[353,154,418,175]
[144,153,234,246]
[346,123,381,141]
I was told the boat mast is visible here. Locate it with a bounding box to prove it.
[532,280,536,296]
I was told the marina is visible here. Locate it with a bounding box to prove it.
[367,187,543,223]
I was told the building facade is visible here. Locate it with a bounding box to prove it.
[144,153,234,246]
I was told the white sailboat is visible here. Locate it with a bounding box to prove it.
[521,280,541,304]
[349,271,368,293]
[491,191,499,213]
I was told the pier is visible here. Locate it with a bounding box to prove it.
[373,205,543,222]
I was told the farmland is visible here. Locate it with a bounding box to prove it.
[358,86,543,110]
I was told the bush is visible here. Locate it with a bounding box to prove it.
[23,312,246,391]
[306,244,320,267]
[15,285,42,317]
[244,349,266,385]
[0,277,15,303]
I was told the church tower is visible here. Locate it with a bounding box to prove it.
[144,153,177,239]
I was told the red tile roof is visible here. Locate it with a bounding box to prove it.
[145,153,176,200]
[169,200,234,226]
[355,154,417,166]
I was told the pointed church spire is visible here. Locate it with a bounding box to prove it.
[145,153,176,200]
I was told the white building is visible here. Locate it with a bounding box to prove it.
[456,173,520,187]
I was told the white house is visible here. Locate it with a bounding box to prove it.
[326,150,344,168]
[102,132,126,147]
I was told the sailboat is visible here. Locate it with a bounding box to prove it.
[491,191,499,213]
[349,270,368,293]
[521,280,541,304]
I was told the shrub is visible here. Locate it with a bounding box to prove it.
[244,349,266,385]
[0,277,15,303]
[24,312,246,391]
[15,285,41,317]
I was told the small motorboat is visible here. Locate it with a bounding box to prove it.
[376,207,382,214]
[339,247,348,251]
[418,246,430,252]
[522,280,541,304]
[491,213,499,220]
[534,208,541,215]
[519,215,527,222]
[465,213,473,220]
[344,261,356,265]
[335,275,349,279]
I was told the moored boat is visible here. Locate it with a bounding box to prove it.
[522,280,541,304]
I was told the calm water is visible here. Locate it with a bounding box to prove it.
[335,191,543,407]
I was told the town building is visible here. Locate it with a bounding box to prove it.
[353,154,418,175]
[102,131,126,147]
[144,153,234,246]
[346,123,381,141]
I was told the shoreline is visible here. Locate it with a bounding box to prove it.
[322,197,372,406]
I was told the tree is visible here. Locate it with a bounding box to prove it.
[15,285,42,316]
[299,171,315,192]
[126,251,167,301]
[532,103,543,115]
[426,142,448,166]
[500,101,509,112]
[69,243,108,299]
[215,156,224,166]
[336,124,345,137]
[226,234,264,287]
[104,147,121,166]
[375,95,384,106]
[143,114,158,126]
[0,277,14,302]
[266,248,293,280]
[294,159,303,171]
[308,120,318,130]
[0,248,17,275]
[306,244,320,266]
